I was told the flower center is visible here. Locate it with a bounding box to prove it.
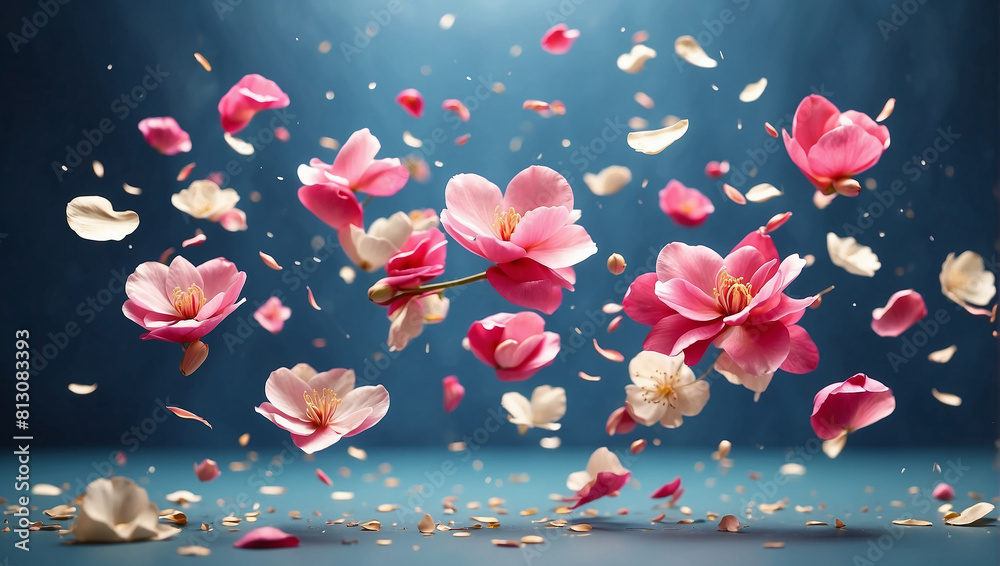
[714,269,753,315]
[493,206,521,241]
[946,270,969,292]
[640,369,679,407]
[172,284,206,319]
[303,388,342,427]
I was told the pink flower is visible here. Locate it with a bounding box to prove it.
[441,165,597,270]
[253,296,291,334]
[298,128,409,230]
[233,526,299,549]
[783,95,890,196]
[255,366,389,454]
[137,117,191,155]
[378,227,448,293]
[395,88,425,118]
[486,259,576,315]
[658,180,714,227]
[466,312,560,381]
[606,405,638,435]
[871,289,927,337]
[810,373,895,440]
[623,229,818,391]
[442,375,465,413]
[193,459,221,482]
[122,256,246,343]
[218,74,290,134]
[563,447,631,509]
[541,23,580,54]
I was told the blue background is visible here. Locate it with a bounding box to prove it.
[1,0,997,452]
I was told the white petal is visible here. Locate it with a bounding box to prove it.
[66,196,139,242]
[674,35,717,68]
[738,78,768,102]
[501,392,533,427]
[826,232,881,277]
[583,165,632,196]
[616,44,657,74]
[529,385,567,427]
[585,446,626,478]
[627,120,689,155]
[744,183,782,203]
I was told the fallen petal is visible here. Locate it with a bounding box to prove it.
[233,526,299,548]
[718,514,740,532]
[931,388,962,407]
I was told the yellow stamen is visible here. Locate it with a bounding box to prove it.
[639,368,683,407]
[172,284,207,319]
[493,206,521,241]
[713,269,753,315]
[303,388,342,427]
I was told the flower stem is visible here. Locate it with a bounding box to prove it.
[815,285,835,297]
[361,195,373,208]
[695,349,724,382]
[395,271,488,298]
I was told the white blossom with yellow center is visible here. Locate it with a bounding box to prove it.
[625,350,709,429]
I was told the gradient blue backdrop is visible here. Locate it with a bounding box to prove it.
[2,0,997,452]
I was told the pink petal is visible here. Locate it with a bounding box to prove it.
[650,477,682,499]
[541,23,580,54]
[442,173,505,237]
[522,225,597,270]
[233,526,299,549]
[442,99,470,121]
[704,160,729,178]
[871,289,927,337]
[137,117,192,155]
[194,459,221,482]
[791,94,841,153]
[395,88,425,118]
[932,483,955,501]
[779,325,819,374]
[570,470,630,508]
[217,208,248,232]
[659,180,714,227]
[498,311,547,341]
[264,367,310,417]
[623,273,676,326]
[443,376,465,413]
[166,406,212,428]
[254,402,315,436]
[714,323,791,377]
[840,110,890,148]
[124,260,173,314]
[218,74,290,135]
[164,255,204,298]
[354,158,409,197]
[509,206,570,252]
[494,336,539,370]
[501,166,575,215]
[763,211,793,233]
[642,315,725,364]
[655,242,724,295]
[486,260,573,314]
[807,124,886,180]
[331,128,381,185]
[337,385,390,437]
[783,131,826,189]
[298,183,364,230]
[722,183,746,205]
[195,258,243,302]
[606,406,638,435]
[810,374,895,439]
[655,278,721,321]
[253,296,291,334]
[316,468,333,486]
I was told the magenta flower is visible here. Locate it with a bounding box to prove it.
[810,373,895,440]
[783,95,890,196]
[563,447,631,509]
[441,165,597,270]
[298,128,409,230]
[122,256,246,343]
[871,289,927,337]
[255,366,389,454]
[466,312,560,381]
[137,117,191,155]
[541,23,580,54]
[253,296,291,334]
[623,229,818,391]
[658,180,714,227]
[218,74,290,134]
[377,227,448,293]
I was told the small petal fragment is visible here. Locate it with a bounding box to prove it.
[931,388,962,407]
[396,88,425,118]
[945,502,994,526]
[871,289,927,337]
[876,98,896,122]
[584,165,632,196]
[443,375,465,413]
[627,120,689,154]
[617,44,657,74]
[718,514,740,532]
[233,526,300,548]
[745,183,782,203]
[68,383,98,395]
[259,251,282,270]
[739,78,768,103]
[167,406,213,429]
[674,35,717,68]
[723,183,746,205]
[928,345,957,363]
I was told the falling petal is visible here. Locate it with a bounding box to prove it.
[339,266,356,284]
[630,439,647,454]
[259,251,282,270]
[443,375,465,413]
[182,231,207,248]
[540,23,580,55]
[194,52,211,71]
[932,483,955,501]
[715,440,732,459]
[455,133,471,146]
[403,131,423,148]
[607,315,622,333]
[876,98,896,122]
[167,406,213,429]
[395,88,425,118]
[928,345,957,363]
[316,468,333,486]
[92,160,104,178]
[745,183,782,202]
[584,165,632,196]
[779,463,806,476]
[827,233,881,277]
[442,99,471,122]
[439,13,455,30]
[593,339,624,362]
[634,91,654,109]
[627,120,689,154]
[763,211,792,233]
[617,44,657,73]
[871,289,927,337]
[123,182,142,195]
[177,162,196,181]
[540,437,561,449]
[223,132,255,155]
[674,35,717,68]
[822,432,847,459]
[704,160,729,178]
[931,388,962,407]
[892,519,932,526]
[306,286,321,310]
[764,122,778,137]
[274,127,290,142]
[66,196,140,242]
[68,383,97,395]
[723,183,746,205]
[602,303,623,314]
[347,446,367,461]
[651,477,682,498]
[578,371,600,382]
[738,78,768,102]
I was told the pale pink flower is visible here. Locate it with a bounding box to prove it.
[466,312,560,381]
[137,117,191,155]
[563,447,631,509]
[440,165,597,270]
[298,128,409,230]
[122,256,246,343]
[623,229,818,391]
[253,296,291,334]
[871,289,927,337]
[194,459,221,482]
[255,366,389,454]
[810,373,895,440]
[218,74,290,134]
[783,95,890,196]
[658,180,714,227]
[541,23,580,54]
[372,227,448,298]
[442,375,465,413]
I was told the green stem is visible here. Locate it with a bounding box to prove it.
[395,271,488,298]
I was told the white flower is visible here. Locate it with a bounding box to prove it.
[69,477,179,543]
[565,447,628,492]
[501,385,567,434]
[171,180,240,220]
[625,350,709,428]
[341,211,413,272]
[940,251,996,314]
[826,232,880,277]
[387,294,450,352]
